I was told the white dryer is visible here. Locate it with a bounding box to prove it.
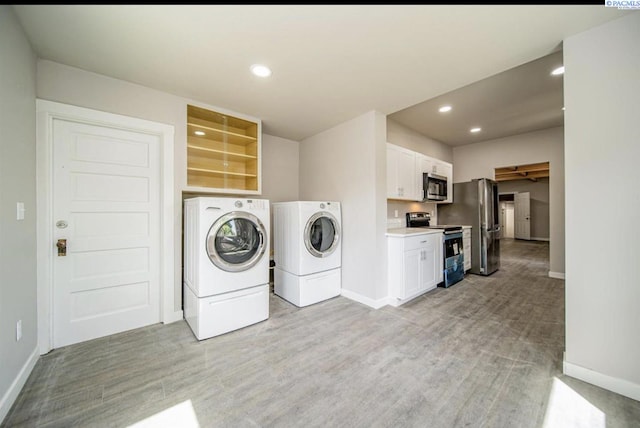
[273,201,341,307]
[183,197,270,340]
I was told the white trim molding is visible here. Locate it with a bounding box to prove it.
[0,347,38,423]
[564,359,640,402]
[36,99,179,355]
[341,289,389,309]
[531,237,550,242]
[548,271,565,280]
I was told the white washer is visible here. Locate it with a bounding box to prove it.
[273,201,341,307]
[183,197,270,340]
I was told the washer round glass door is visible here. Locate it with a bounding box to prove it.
[304,212,340,258]
[206,211,266,272]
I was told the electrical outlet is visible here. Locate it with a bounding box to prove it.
[394,210,398,218]
[16,320,22,341]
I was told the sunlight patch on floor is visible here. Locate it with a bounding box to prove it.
[542,377,605,428]
[128,399,200,428]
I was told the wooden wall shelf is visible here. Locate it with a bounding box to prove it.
[186,104,261,193]
[187,167,257,178]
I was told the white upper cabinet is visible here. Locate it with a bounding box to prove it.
[387,143,418,200]
[388,143,453,203]
[414,153,431,201]
[432,159,453,203]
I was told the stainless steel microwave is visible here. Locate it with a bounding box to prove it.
[423,173,448,201]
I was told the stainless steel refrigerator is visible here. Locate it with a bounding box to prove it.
[437,178,500,275]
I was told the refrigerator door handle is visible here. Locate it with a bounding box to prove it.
[480,237,487,273]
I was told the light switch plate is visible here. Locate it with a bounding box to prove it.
[16,202,25,220]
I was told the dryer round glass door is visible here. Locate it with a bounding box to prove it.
[206,211,266,272]
[304,212,340,258]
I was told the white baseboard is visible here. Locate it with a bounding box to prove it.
[340,289,389,309]
[531,237,550,242]
[563,358,640,402]
[0,347,39,424]
[548,271,565,280]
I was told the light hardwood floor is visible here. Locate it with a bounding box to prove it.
[3,239,640,427]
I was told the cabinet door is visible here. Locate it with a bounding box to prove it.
[432,159,447,175]
[420,234,441,290]
[403,248,422,298]
[387,144,416,200]
[386,145,400,198]
[442,162,453,203]
[419,242,437,291]
[433,160,453,203]
[415,154,431,201]
[397,147,416,200]
[436,233,444,283]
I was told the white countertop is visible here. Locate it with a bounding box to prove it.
[386,227,444,237]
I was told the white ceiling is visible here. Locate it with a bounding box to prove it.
[13,5,629,143]
[389,50,565,146]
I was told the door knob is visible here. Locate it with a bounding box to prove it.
[56,239,67,257]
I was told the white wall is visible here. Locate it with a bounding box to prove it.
[452,126,564,275]
[300,111,388,306]
[387,119,453,162]
[0,6,38,422]
[387,200,438,226]
[260,134,300,255]
[261,134,300,204]
[36,60,300,314]
[563,13,640,400]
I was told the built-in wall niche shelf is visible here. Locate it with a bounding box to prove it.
[186,104,261,194]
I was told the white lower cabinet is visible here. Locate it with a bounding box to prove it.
[463,226,472,272]
[388,232,442,306]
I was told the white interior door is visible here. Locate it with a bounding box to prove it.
[514,192,531,240]
[52,118,161,348]
[505,203,515,238]
[500,202,506,238]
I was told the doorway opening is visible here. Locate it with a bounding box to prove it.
[499,194,515,239]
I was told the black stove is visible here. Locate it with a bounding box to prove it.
[405,212,465,288]
[405,212,462,233]
[405,211,431,227]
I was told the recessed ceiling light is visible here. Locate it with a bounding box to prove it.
[250,64,272,77]
[470,127,482,133]
[438,105,452,113]
[194,130,205,136]
[551,66,565,76]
